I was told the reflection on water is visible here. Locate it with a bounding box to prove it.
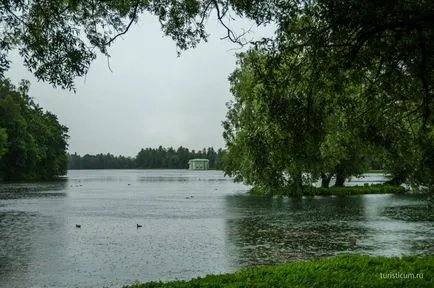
[137,176,231,182]
[0,181,67,199]
[224,194,434,268]
[224,196,368,266]
[0,181,68,288]
[137,170,232,182]
[383,204,434,222]
[66,170,232,183]
[0,170,433,288]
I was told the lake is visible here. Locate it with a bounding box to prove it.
[0,170,433,288]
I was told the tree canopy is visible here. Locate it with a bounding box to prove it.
[222,1,433,194]
[0,79,69,180]
[0,1,432,94]
[0,0,242,90]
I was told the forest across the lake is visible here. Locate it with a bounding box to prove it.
[67,147,225,170]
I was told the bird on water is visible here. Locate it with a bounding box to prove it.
[137,224,142,228]
[76,224,81,228]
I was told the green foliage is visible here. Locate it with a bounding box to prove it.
[135,146,225,169]
[67,146,225,170]
[222,47,374,195]
[0,1,432,103]
[0,0,213,90]
[273,0,434,189]
[0,79,68,180]
[124,254,434,288]
[222,1,434,195]
[413,128,434,193]
[0,128,7,159]
[68,152,135,169]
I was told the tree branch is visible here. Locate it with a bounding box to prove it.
[347,11,434,66]
[103,0,140,46]
[2,1,27,27]
[211,0,248,46]
[200,0,213,25]
[417,27,431,130]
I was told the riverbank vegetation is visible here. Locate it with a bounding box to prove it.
[0,79,69,181]
[67,147,225,169]
[125,254,434,288]
[250,184,407,197]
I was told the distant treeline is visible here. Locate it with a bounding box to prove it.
[68,146,226,170]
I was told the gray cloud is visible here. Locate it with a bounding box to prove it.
[6,14,271,157]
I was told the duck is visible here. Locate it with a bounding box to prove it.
[137,224,142,228]
[76,224,81,228]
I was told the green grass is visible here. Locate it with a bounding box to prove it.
[306,184,407,196]
[124,254,433,288]
[367,169,386,174]
[249,184,406,196]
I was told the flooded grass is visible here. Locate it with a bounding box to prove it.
[309,184,407,196]
[367,169,386,174]
[250,184,406,196]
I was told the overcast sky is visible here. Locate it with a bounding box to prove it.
[5,14,270,157]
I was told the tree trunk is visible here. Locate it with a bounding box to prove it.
[291,172,304,196]
[334,165,346,187]
[385,170,408,186]
[335,173,346,187]
[321,172,332,188]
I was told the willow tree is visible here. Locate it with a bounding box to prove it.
[223,46,376,195]
[260,1,432,192]
[223,2,433,194]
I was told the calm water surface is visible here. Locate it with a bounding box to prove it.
[0,170,433,288]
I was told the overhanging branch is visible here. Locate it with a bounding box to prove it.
[211,0,250,46]
[103,0,140,47]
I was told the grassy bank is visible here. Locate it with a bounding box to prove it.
[125,254,433,288]
[306,184,407,196]
[367,169,386,174]
[249,184,407,196]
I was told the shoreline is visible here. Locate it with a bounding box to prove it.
[249,183,409,197]
[124,254,434,288]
